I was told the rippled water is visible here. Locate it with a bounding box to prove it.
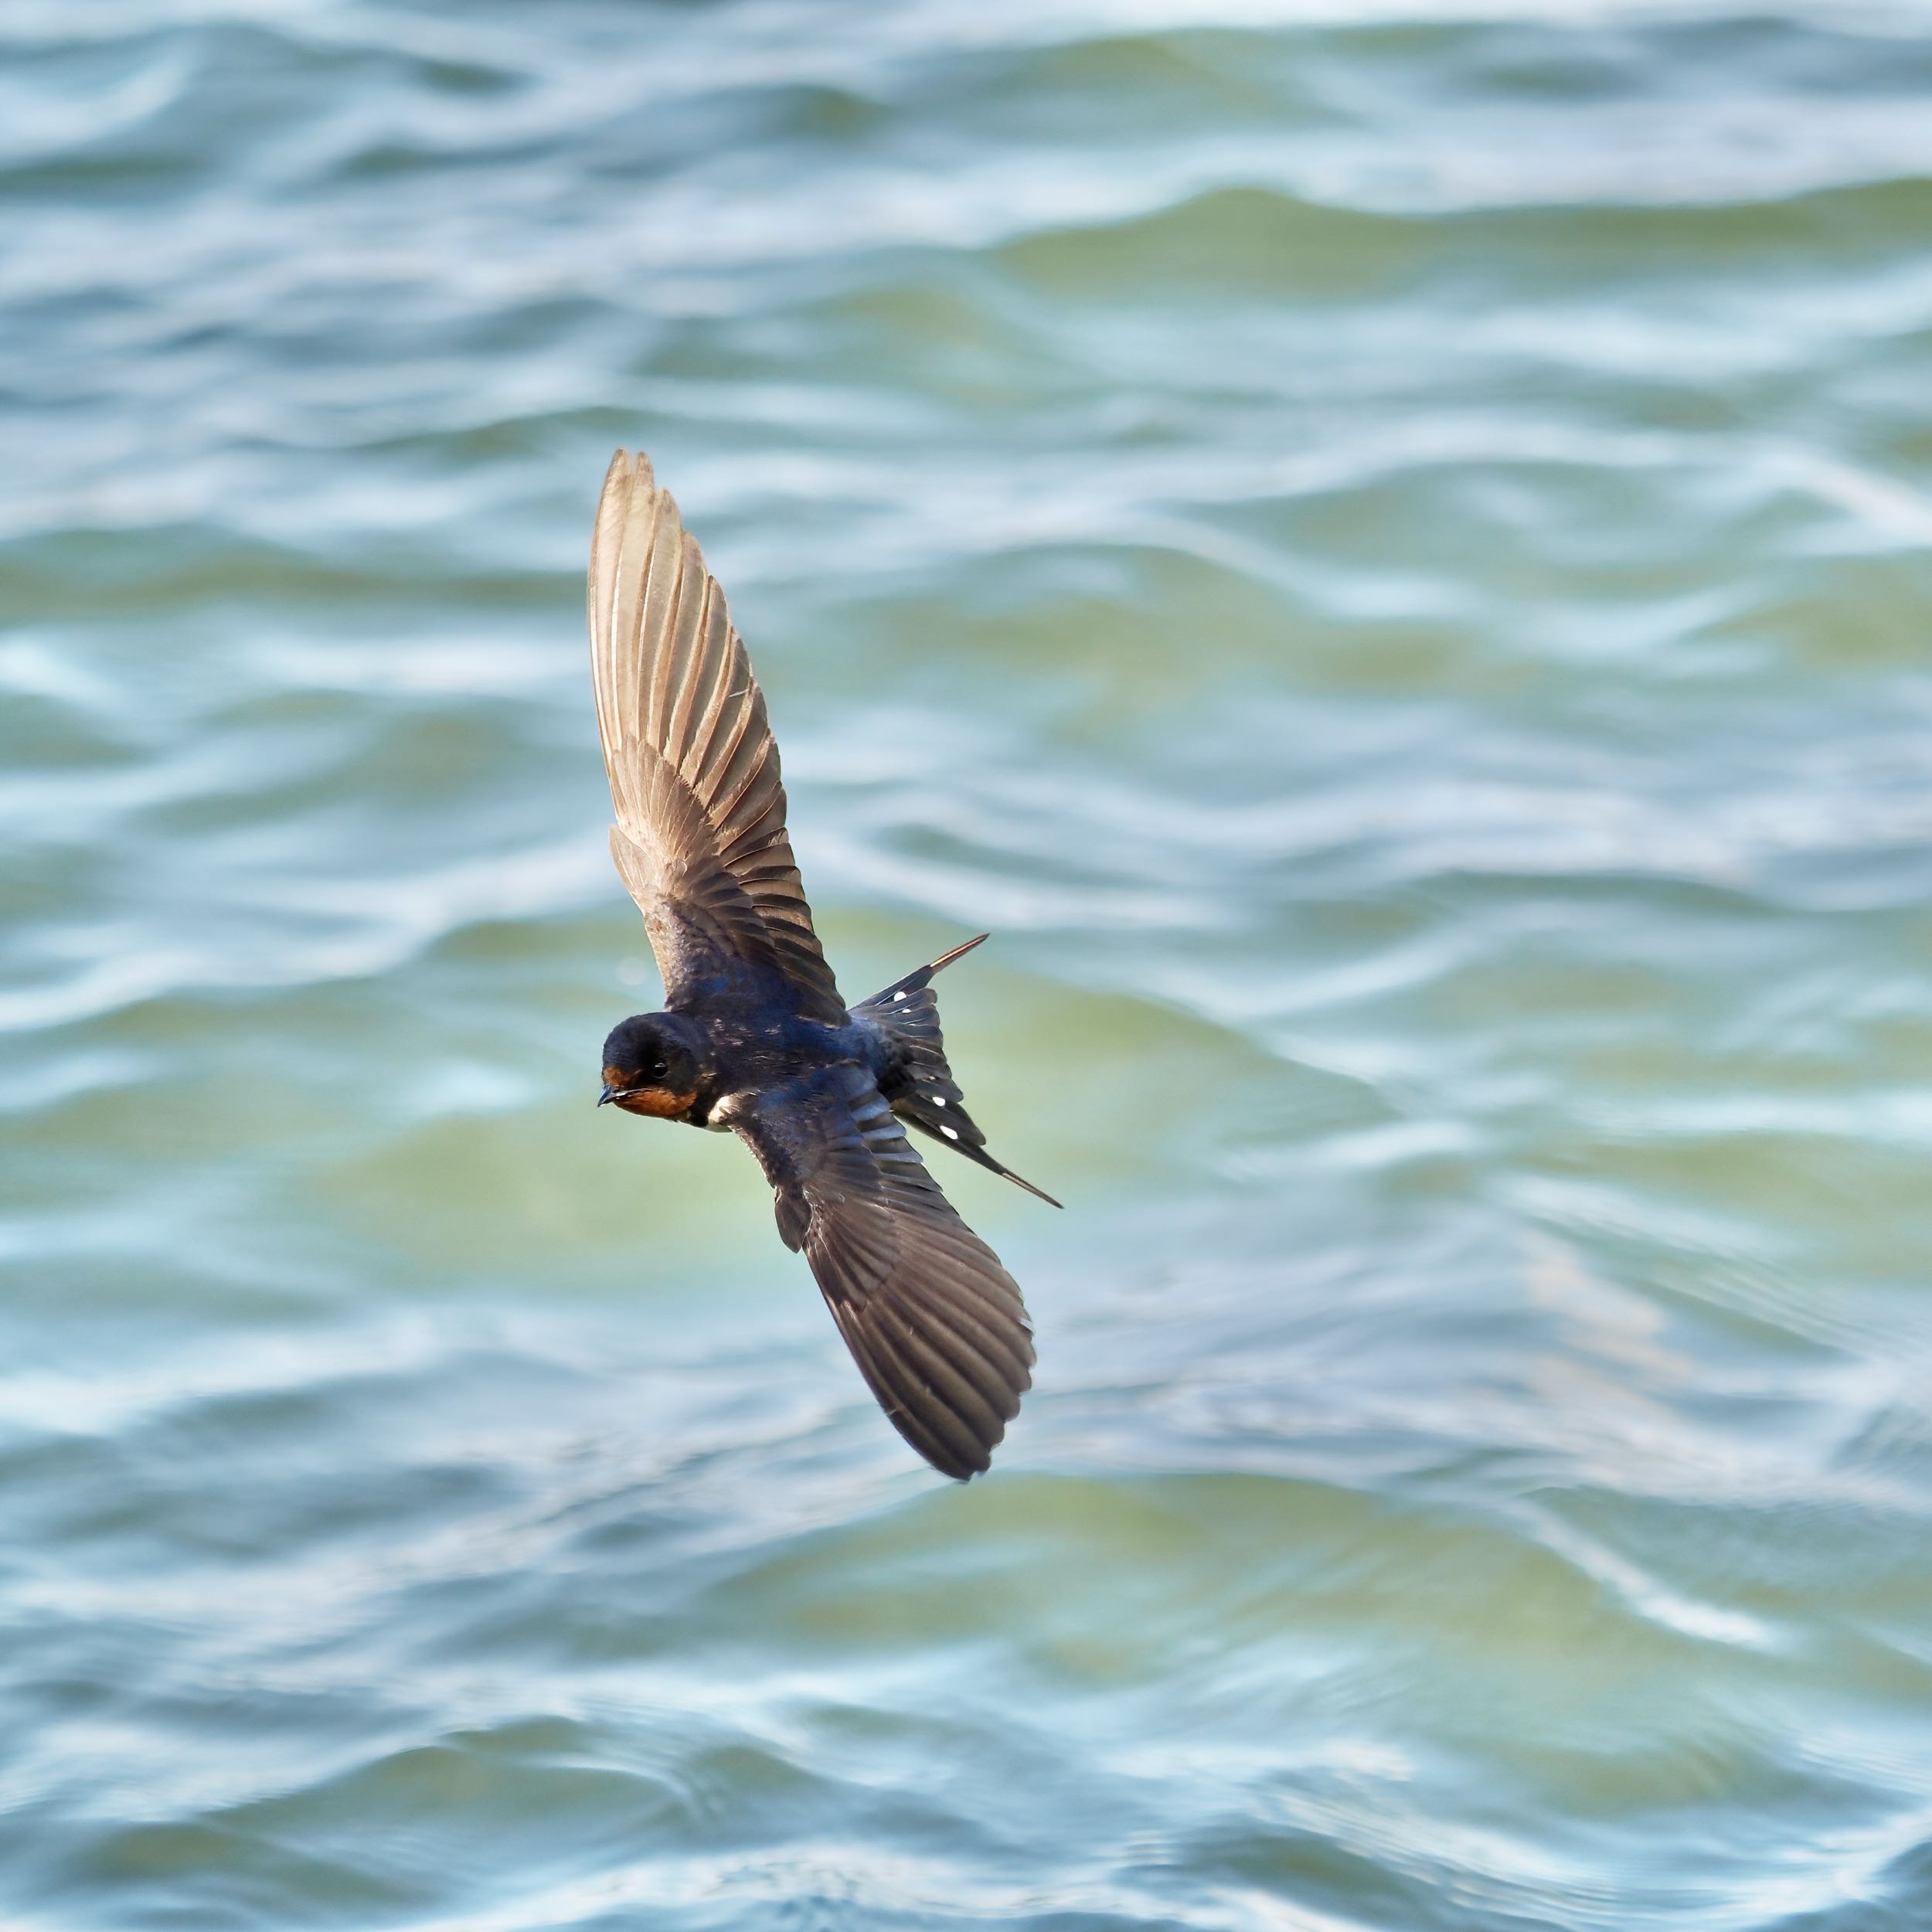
[9,2,1932,1925]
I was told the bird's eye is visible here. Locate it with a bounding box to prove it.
[648,1060,668,1080]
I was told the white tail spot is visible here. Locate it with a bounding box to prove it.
[940,1125,959,1140]
[893,991,907,1002]
[932,1096,946,1107]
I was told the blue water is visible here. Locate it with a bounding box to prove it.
[9,2,1932,1926]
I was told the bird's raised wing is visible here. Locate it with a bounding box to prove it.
[726,1063,1034,1478]
[588,449,844,1022]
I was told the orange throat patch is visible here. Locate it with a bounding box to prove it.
[604,1070,699,1121]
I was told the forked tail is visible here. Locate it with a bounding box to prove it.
[853,934,1062,1209]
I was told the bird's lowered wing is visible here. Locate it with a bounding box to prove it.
[588,449,844,1022]
[726,1063,1034,1478]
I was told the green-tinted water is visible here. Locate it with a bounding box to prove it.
[9,3,1932,1925]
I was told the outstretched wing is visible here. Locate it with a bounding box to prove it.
[727,1063,1035,1479]
[588,449,844,1022]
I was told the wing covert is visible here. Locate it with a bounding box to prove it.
[589,449,844,1021]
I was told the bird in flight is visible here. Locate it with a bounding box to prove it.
[588,450,1057,1478]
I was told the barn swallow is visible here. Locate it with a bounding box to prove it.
[587,450,1057,1479]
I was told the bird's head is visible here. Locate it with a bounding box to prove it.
[598,1012,706,1120]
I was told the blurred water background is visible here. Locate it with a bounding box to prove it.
[9,2,1932,1926]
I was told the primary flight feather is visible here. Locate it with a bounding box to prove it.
[588,450,1056,1478]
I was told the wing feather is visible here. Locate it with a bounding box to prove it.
[588,449,844,1021]
[730,1065,1034,1479]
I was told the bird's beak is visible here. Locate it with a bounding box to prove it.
[598,1084,618,1107]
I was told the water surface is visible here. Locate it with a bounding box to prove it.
[8,2,1932,1926]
